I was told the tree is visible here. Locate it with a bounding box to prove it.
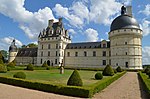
[0,50,8,59]
[27,43,37,48]
[0,51,4,64]
[21,45,26,48]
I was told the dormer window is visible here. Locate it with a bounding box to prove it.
[103,44,106,48]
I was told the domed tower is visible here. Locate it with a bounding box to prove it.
[109,6,142,69]
[8,39,18,63]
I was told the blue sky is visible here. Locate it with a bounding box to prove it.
[0,0,150,64]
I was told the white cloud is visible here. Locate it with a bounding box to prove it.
[53,4,83,27]
[122,0,132,5]
[0,0,56,40]
[142,46,150,65]
[139,4,150,16]
[84,28,99,42]
[89,0,122,25]
[68,29,76,35]
[140,19,150,36]
[53,0,122,27]
[0,37,23,50]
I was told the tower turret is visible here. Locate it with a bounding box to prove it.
[8,39,18,63]
[109,6,143,69]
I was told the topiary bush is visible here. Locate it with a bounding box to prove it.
[25,63,34,71]
[67,70,83,86]
[144,67,149,73]
[46,67,51,70]
[95,72,103,80]
[42,61,48,67]
[0,64,7,73]
[116,66,122,72]
[7,62,15,68]
[103,65,114,76]
[13,72,26,79]
[114,69,117,73]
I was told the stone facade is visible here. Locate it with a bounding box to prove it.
[8,6,143,69]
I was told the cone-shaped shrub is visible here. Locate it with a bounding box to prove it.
[7,62,15,68]
[26,63,34,71]
[116,66,122,72]
[95,72,103,80]
[67,70,83,86]
[42,61,48,67]
[103,65,114,76]
[114,69,117,73]
[0,64,7,73]
[13,72,26,79]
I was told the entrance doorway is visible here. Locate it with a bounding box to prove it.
[47,60,50,66]
[125,62,128,68]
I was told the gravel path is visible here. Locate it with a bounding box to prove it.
[0,72,149,99]
[93,72,150,99]
[0,83,82,99]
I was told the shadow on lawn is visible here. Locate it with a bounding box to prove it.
[137,74,150,99]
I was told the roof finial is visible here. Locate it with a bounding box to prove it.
[121,5,127,15]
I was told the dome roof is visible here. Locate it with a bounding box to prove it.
[110,6,140,31]
[9,40,17,52]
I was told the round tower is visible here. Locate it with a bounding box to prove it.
[8,39,18,63]
[109,6,142,69]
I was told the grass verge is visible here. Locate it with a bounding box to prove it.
[138,72,150,95]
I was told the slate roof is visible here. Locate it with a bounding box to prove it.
[66,41,110,49]
[110,6,140,31]
[16,47,37,57]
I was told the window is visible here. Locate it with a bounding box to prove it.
[103,44,106,48]
[93,51,96,57]
[56,51,58,56]
[84,51,87,57]
[75,52,78,57]
[103,60,106,65]
[67,52,70,57]
[116,63,118,66]
[125,42,127,45]
[42,45,43,49]
[103,51,106,56]
[41,51,43,56]
[125,62,128,68]
[41,59,42,64]
[126,52,127,55]
[109,51,111,56]
[48,44,51,49]
[109,59,111,65]
[56,44,58,49]
[48,51,50,56]
[55,59,57,64]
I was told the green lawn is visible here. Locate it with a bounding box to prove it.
[0,69,100,86]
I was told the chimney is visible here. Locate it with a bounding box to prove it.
[127,6,132,17]
[58,18,63,25]
[48,19,54,26]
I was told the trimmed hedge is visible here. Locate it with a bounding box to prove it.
[0,64,7,73]
[67,70,83,86]
[103,65,114,76]
[138,72,150,95]
[13,72,26,79]
[0,71,126,98]
[25,64,34,71]
[7,62,15,68]
[95,72,103,80]
[116,66,122,72]
[42,61,48,67]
